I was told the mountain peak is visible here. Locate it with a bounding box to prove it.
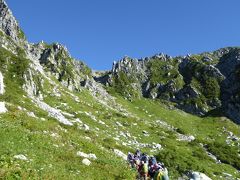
[0,0,24,43]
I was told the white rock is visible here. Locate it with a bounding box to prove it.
[0,102,7,113]
[177,134,195,142]
[95,127,99,131]
[14,154,28,161]
[34,99,73,126]
[116,121,123,127]
[62,111,75,117]
[83,124,90,131]
[27,111,36,118]
[99,120,105,125]
[113,149,127,160]
[73,118,82,124]
[190,172,212,180]
[77,151,97,160]
[223,172,232,177]
[40,117,46,121]
[84,136,91,140]
[17,106,23,110]
[82,158,91,166]
[0,71,5,95]
[119,131,127,137]
[50,133,59,138]
[88,154,97,160]
[126,133,131,137]
[122,142,127,146]
[153,143,162,150]
[142,130,148,134]
[114,137,120,141]
[74,98,80,103]
[84,112,97,121]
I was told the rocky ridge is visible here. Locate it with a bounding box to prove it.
[96,48,240,124]
[0,0,24,44]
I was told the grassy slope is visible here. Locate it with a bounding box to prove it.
[0,48,135,179]
[0,47,239,179]
[114,97,240,179]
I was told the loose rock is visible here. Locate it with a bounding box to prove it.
[82,158,91,166]
[0,102,7,113]
[77,151,97,160]
[14,154,28,161]
[113,149,127,160]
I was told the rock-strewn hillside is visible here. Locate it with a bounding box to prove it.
[0,0,240,179]
[97,48,240,124]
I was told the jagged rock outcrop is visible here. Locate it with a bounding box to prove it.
[32,42,91,91]
[0,0,93,125]
[97,48,240,123]
[1,0,240,126]
[0,0,25,43]
[217,49,240,123]
[0,0,92,94]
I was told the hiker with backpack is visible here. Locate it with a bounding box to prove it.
[127,152,135,168]
[127,149,169,180]
[140,153,149,164]
[149,161,160,179]
[153,164,169,180]
[139,160,148,180]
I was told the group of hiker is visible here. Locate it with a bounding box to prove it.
[127,150,169,180]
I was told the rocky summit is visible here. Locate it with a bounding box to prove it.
[0,0,239,179]
[96,48,240,124]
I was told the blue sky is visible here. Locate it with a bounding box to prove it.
[6,0,240,70]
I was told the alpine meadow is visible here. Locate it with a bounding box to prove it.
[0,0,240,179]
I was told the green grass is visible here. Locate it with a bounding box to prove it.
[0,47,239,179]
[18,29,25,40]
[147,58,183,87]
[109,96,240,179]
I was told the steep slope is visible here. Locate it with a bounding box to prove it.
[0,1,239,179]
[99,48,240,124]
[0,0,25,43]
[0,1,134,179]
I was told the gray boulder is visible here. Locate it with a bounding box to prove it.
[189,172,212,180]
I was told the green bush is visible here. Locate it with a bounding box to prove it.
[202,77,220,100]
[112,71,139,98]
[18,29,25,40]
[147,59,181,86]
[207,142,240,169]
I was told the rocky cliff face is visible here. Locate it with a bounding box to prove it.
[0,0,122,127]
[217,49,240,123]
[1,0,240,126]
[0,0,93,95]
[0,0,25,43]
[98,48,240,124]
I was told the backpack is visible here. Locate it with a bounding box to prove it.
[156,170,164,180]
[159,169,169,180]
[142,163,148,174]
[154,169,169,180]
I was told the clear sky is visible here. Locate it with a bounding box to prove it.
[6,0,240,70]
